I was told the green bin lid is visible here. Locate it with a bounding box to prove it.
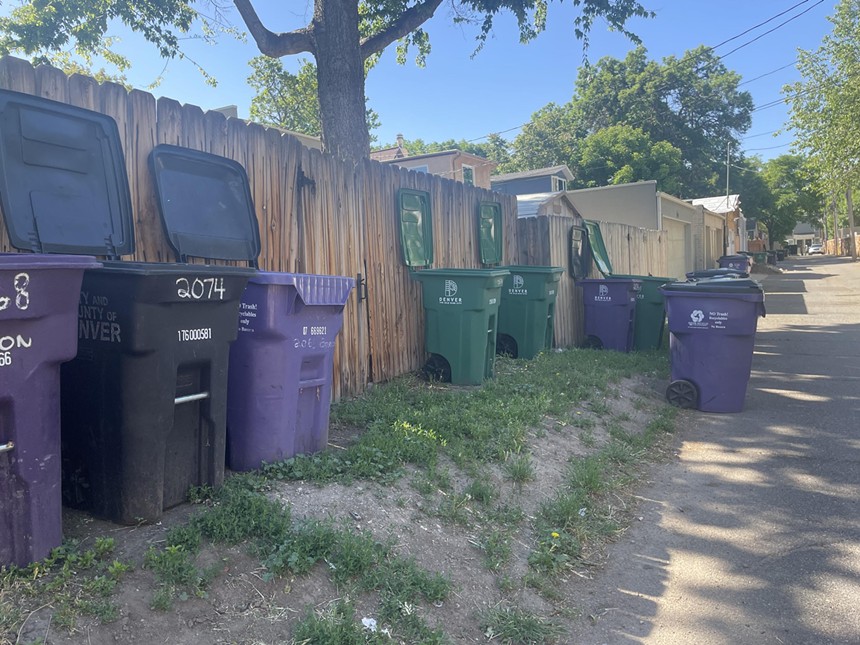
[584,219,613,276]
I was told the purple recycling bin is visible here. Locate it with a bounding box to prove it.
[226,272,354,471]
[577,278,641,352]
[1,254,100,567]
[661,278,765,413]
[717,255,752,273]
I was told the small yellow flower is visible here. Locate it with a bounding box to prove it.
[551,532,560,539]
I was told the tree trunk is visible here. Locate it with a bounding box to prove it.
[313,0,370,161]
[847,187,857,261]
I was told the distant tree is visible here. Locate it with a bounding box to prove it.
[248,56,380,140]
[505,102,585,174]
[0,0,653,162]
[573,124,683,194]
[787,0,860,256]
[571,46,752,196]
[759,154,824,248]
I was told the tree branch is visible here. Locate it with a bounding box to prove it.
[359,0,444,60]
[233,0,315,57]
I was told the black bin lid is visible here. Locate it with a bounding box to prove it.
[149,144,260,265]
[0,89,133,256]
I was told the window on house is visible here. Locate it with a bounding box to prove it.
[410,165,429,173]
[462,165,475,186]
[552,176,567,192]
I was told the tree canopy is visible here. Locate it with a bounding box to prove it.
[0,0,652,161]
[247,57,380,140]
[506,46,753,197]
[787,0,859,257]
[758,155,824,248]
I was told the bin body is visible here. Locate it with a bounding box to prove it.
[227,273,354,471]
[61,264,253,524]
[578,278,640,352]
[1,255,99,566]
[718,255,753,272]
[612,274,671,350]
[751,252,768,265]
[497,266,563,359]
[661,280,765,413]
[413,268,508,385]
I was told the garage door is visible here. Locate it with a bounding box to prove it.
[663,218,689,279]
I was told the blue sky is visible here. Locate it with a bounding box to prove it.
[4,0,838,160]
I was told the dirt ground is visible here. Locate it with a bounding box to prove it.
[9,374,673,645]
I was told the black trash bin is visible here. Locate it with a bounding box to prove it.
[0,90,257,524]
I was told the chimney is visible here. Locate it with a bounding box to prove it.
[396,133,404,148]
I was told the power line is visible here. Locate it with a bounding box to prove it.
[428,3,824,150]
[708,0,815,52]
[716,1,825,61]
[739,61,798,86]
[743,129,780,139]
[745,142,792,152]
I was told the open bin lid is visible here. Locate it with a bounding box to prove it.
[149,144,261,265]
[583,220,613,276]
[478,201,503,266]
[0,89,134,257]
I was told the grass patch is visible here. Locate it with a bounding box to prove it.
[258,350,668,486]
[481,605,565,644]
[0,537,130,635]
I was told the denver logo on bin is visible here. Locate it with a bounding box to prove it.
[439,280,462,305]
[593,283,612,302]
[508,274,528,296]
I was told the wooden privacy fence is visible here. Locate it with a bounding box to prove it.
[0,57,518,399]
[517,214,584,349]
[591,221,670,277]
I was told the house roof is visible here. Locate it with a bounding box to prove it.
[515,192,580,219]
[689,194,741,213]
[372,149,492,167]
[492,165,574,184]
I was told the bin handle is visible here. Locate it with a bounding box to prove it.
[175,392,210,405]
[0,441,14,454]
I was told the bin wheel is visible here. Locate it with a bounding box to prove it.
[423,354,452,383]
[496,334,518,358]
[666,380,698,409]
[583,335,603,350]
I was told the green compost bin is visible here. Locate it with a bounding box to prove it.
[411,268,509,385]
[496,266,564,359]
[583,220,672,350]
[752,251,767,265]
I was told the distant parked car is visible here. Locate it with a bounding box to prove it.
[808,244,823,255]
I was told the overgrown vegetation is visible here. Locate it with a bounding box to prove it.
[2,347,676,644]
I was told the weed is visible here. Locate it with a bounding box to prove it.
[504,453,535,485]
[579,426,597,447]
[292,597,391,644]
[434,493,474,526]
[481,605,564,644]
[465,477,497,505]
[527,530,581,574]
[478,530,512,571]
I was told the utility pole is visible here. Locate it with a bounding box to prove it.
[847,187,858,261]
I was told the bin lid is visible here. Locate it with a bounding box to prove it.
[0,89,134,257]
[250,271,354,306]
[661,276,763,293]
[583,220,613,276]
[149,144,261,265]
